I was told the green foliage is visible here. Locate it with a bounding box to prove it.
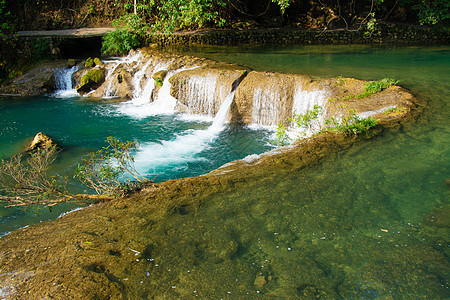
[364,13,379,37]
[102,14,148,55]
[151,0,227,32]
[154,77,163,86]
[274,105,323,145]
[326,112,377,135]
[0,146,70,207]
[272,0,291,14]
[102,27,141,55]
[357,78,399,98]
[400,0,450,26]
[274,105,378,145]
[275,124,289,146]
[291,105,323,130]
[74,137,150,196]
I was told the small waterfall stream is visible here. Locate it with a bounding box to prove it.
[54,66,78,97]
[134,89,236,177]
[179,74,219,116]
[290,85,328,136]
[252,87,282,126]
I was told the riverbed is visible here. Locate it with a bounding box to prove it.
[0,44,449,298]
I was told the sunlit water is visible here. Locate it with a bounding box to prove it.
[0,95,273,236]
[132,45,447,298]
[1,45,449,298]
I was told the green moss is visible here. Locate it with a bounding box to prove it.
[80,68,105,85]
[85,57,94,68]
[94,58,103,66]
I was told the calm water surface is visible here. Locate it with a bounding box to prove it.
[1,45,449,297]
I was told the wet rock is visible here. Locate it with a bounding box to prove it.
[232,71,312,125]
[76,67,106,96]
[170,63,250,116]
[0,61,68,97]
[89,66,134,99]
[152,70,167,87]
[27,132,58,151]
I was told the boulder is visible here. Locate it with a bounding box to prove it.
[89,66,134,99]
[76,67,106,96]
[152,70,168,87]
[0,61,68,97]
[27,132,58,151]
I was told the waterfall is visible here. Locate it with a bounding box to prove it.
[252,87,282,126]
[103,51,144,98]
[54,66,78,97]
[180,74,219,116]
[133,89,236,176]
[131,58,154,100]
[289,85,328,137]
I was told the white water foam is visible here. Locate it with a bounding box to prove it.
[53,66,79,97]
[113,62,199,119]
[134,90,236,176]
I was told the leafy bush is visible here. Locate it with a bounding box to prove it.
[326,113,377,135]
[275,124,289,146]
[400,0,450,26]
[0,146,70,207]
[102,14,148,55]
[74,137,150,196]
[274,106,378,145]
[291,105,323,129]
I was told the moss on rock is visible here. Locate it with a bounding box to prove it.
[76,67,106,95]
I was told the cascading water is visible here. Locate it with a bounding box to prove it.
[115,61,175,118]
[54,66,78,97]
[133,89,236,177]
[288,85,328,139]
[252,87,282,126]
[179,74,219,116]
[103,52,144,98]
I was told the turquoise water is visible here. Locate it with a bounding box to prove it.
[134,44,449,298]
[0,94,273,236]
[0,45,449,297]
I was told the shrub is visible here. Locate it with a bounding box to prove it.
[357,78,399,98]
[0,146,71,207]
[74,137,150,196]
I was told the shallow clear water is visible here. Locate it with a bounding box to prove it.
[0,94,273,236]
[1,45,449,298]
[133,44,448,298]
